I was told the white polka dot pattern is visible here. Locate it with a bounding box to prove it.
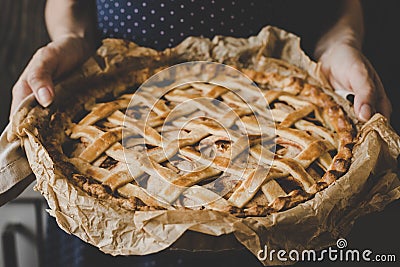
[59,1,345,265]
[96,0,274,50]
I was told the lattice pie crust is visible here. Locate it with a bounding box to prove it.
[61,59,355,217]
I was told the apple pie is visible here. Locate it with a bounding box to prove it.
[12,29,400,262]
[46,58,357,218]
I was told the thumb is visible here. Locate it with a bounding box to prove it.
[27,69,55,108]
[349,64,376,122]
[25,46,59,107]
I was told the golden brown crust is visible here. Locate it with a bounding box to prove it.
[14,38,356,218]
[47,61,355,217]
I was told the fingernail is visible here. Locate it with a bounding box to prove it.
[359,104,373,121]
[37,87,53,107]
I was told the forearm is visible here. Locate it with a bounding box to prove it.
[314,0,364,59]
[45,0,99,50]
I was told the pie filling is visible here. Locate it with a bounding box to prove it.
[63,66,355,217]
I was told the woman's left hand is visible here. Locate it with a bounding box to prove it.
[318,43,391,122]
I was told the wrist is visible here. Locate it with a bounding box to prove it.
[314,34,362,61]
[315,0,364,60]
[50,34,96,63]
[315,26,362,61]
[44,35,97,78]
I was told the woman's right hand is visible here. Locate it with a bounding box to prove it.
[10,35,94,117]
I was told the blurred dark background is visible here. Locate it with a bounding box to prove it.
[0,0,399,266]
[0,0,49,130]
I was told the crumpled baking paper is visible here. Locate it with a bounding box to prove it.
[11,26,400,266]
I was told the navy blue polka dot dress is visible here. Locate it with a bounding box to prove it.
[96,0,343,54]
[96,0,275,49]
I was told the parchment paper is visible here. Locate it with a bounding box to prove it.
[12,26,400,266]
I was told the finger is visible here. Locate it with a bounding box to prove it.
[25,46,58,107]
[375,90,392,121]
[348,62,377,122]
[372,70,392,120]
[378,95,392,121]
[10,79,32,118]
[327,72,357,104]
[26,68,54,107]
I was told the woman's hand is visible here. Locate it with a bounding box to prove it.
[315,0,391,122]
[318,43,391,121]
[10,35,93,117]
